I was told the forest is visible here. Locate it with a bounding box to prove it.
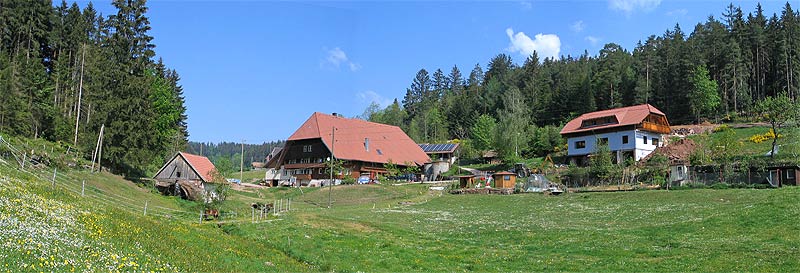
[0,0,187,176]
[186,140,285,174]
[2,1,800,177]
[364,2,800,163]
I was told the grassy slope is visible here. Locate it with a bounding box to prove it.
[0,161,309,272]
[691,126,799,159]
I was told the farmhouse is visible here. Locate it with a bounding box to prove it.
[560,104,670,165]
[265,112,430,185]
[153,152,223,201]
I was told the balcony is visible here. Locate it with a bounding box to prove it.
[639,121,670,134]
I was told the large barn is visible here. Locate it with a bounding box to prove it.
[266,112,430,185]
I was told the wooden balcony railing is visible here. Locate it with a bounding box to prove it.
[640,121,670,134]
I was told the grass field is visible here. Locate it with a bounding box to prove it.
[237,185,800,271]
[3,131,800,271]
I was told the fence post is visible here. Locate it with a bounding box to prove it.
[22,153,26,169]
[199,211,203,224]
[143,201,148,216]
[81,180,85,197]
[288,198,291,211]
[52,168,57,187]
[252,207,255,223]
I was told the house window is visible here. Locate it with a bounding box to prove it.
[287,159,297,164]
[575,141,586,149]
[643,136,648,144]
[377,149,383,155]
[652,138,659,146]
[300,158,311,164]
[503,175,511,181]
[303,145,312,153]
[598,138,609,145]
[176,171,181,178]
[622,135,629,144]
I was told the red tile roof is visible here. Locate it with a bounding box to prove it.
[179,152,217,182]
[560,104,667,136]
[288,112,430,166]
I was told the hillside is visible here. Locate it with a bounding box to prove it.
[0,152,308,271]
[3,135,800,271]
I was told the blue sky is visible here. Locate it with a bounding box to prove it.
[82,0,789,144]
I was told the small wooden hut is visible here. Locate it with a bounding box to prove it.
[153,152,222,201]
[455,175,476,188]
[493,171,517,189]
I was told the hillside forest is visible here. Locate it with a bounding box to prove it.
[0,0,187,176]
[364,2,800,162]
[2,1,800,177]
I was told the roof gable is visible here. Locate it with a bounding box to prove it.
[287,112,430,166]
[560,104,667,136]
[153,152,217,182]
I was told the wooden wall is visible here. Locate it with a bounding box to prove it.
[154,155,202,182]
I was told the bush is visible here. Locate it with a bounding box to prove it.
[341,177,356,185]
[713,124,731,132]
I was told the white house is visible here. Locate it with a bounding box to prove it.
[560,104,670,165]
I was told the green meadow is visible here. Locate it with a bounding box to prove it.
[3,154,799,272]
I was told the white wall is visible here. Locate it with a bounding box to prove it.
[567,129,663,161]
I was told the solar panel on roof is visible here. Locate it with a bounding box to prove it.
[418,143,457,153]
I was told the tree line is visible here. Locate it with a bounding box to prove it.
[0,0,187,176]
[364,2,800,162]
[187,140,285,175]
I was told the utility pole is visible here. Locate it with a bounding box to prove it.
[74,43,86,146]
[240,140,245,183]
[328,127,335,209]
[91,124,104,173]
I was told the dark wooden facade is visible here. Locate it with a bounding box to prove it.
[274,139,392,181]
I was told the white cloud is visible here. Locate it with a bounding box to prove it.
[505,28,561,60]
[519,1,532,10]
[666,8,688,16]
[323,47,360,71]
[609,0,661,15]
[585,36,601,46]
[357,90,391,108]
[571,20,585,32]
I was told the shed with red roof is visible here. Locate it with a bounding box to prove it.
[153,152,223,201]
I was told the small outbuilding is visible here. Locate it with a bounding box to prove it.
[766,165,799,187]
[455,175,476,188]
[153,152,223,201]
[493,171,517,189]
